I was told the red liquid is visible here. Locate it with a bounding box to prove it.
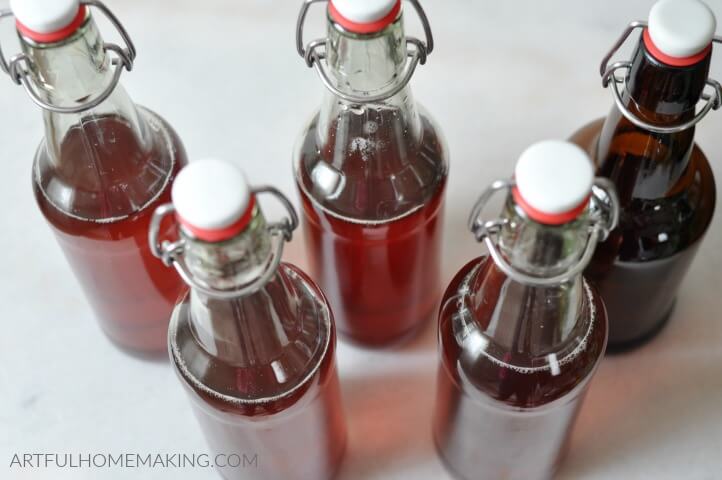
[297,111,447,346]
[300,188,445,346]
[33,111,188,357]
[433,257,607,480]
[169,264,347,480]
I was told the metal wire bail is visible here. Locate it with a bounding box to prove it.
[295,0,434,103]
[0,0,137,114]
[599,20,722,134]
[148,186,299,300]
[467,178,619,287]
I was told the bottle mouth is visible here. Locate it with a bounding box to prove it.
[512,187,590,226]
[16,5,87,44]
[177,196,257,243]
[643,28,712,67]
[328,0,401,34]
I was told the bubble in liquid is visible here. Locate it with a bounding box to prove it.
[350,137,377,162]
[364,121,378,135]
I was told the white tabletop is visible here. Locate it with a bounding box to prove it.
[2,1,722,479]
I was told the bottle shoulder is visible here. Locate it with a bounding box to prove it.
[570,116,716,261]
[294,106,448,222]
[169,263,337,416]
[33,106,188,226]
[438,256,607,409]
[569,117,606,155]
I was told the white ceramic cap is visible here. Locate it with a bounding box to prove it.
[514,141,594,222]
[330,0,398,24]
[10,0,80,34]
[172,158,252,235]
[648,0,716,58]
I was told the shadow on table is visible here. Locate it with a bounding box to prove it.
[336,366,441,480]
[558,299,722,478]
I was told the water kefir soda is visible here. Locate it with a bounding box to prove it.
[570,0,717,350]
[434,141,617,480]
[153,160,347,480]
[7,0,188,356]
[295,0,448,346]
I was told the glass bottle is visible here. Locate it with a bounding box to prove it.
[150,159,347,480]
[570,0,718,350]
[2,0,188,356]
[433,141,619,480]
[294,0,449,346]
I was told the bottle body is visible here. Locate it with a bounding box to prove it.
[169,263,347,480]
[20,13,189,356]
[33,107,187,356]
[433,257,607,480]
[571,114,715,349]
[568,31,717,349]
[296,106,447,346]
[295,9,448,346]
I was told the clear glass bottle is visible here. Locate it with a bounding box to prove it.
[570,0,717,350]
[433,141,618,480]
[2,1,188,356]
[151,159,347,480]
[294,0,448,346]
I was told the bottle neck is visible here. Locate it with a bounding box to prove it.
[183,207,273,291]
[182,207,283,366]
[326,14,408,96]
[624,38,711,123]
[498,198,590,280]
[318,14,421,144]
[464,198,591,357]
[20,14,150,162]
[597,37,710,200]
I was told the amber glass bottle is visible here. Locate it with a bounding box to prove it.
[570,0,717,350]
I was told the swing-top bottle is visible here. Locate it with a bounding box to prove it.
[150,159,347,480]
[433,141,619,480]
[294,0,448,346]
[570,0,718,350]
[2,0,188,356]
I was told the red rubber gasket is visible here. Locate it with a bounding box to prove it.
[16,5,87,43]
[178,196,257,243]
[643,28,712,67]
[329,0,401,34]
[512,187,590,226]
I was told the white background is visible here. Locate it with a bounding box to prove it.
[1,1,722,479]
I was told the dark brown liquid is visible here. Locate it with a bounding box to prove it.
[433,257,607,480]
[571,117,715,349]
[297,110,447,346]
[569,38,716,350]
[33,111,188,357]
[170,264,347,480]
